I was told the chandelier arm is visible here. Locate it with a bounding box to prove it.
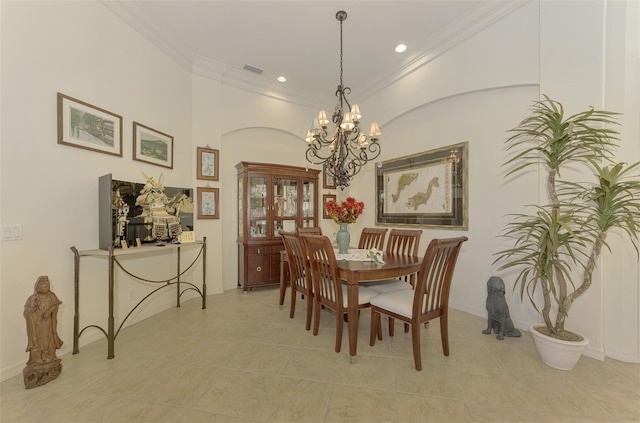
[362,141,381,158]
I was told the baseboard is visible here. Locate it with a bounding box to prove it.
[603,349,640,363]
[449,301,485,320]
[0,362,25,383]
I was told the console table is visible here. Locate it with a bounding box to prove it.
[70,238,206,359]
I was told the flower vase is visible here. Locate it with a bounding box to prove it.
[336,223,350,254]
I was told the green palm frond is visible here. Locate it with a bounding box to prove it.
[504,95,619,177]
[495,95,639,334]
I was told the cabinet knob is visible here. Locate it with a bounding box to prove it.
[256,266,262,272]
[257,248,261,254]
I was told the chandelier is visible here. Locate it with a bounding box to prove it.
[305,10,381,190]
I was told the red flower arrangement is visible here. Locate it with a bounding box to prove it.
[325,197,365,224]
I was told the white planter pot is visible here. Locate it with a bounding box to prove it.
[529,324,589,370]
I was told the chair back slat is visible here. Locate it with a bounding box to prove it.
[386,229,422,256]
[384,229,422,286]
[280,231,310,292]
[296,226,323,236]
[413,237,468,320]
[301,234,342,310]
[358,227,388,250]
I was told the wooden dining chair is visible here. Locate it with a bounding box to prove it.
[300,234,378,353]
[280,230,313,330]
[365,229,423,295]
[358,227,388,250]
[386,229,422,256]
[369,236,468,371]
[362,228,423,334]
[278,228,322,307]
[296,226,323,236]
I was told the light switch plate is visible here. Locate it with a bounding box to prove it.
[1,225,23,241]
[12,225,23,240]
[1,226,12,241]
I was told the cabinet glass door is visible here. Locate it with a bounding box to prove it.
[301,180,315,227]
[273,177,297,235]
[249,176,268,239]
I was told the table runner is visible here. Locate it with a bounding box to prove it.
[334,248,377,262]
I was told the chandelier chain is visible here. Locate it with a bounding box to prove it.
[339,17,343,92]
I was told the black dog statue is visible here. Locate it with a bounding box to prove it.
[482,276,521,340]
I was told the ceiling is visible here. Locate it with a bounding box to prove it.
[106,1,523,107]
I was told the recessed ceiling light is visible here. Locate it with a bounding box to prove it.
[395,44,407,53]
[277,76,287,83]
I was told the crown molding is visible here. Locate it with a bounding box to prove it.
[101,0,196,71]
[192,56,327,109]
[358,0,532,101]
[102,0,529,108]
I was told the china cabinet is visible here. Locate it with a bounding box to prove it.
[237,162,320,292]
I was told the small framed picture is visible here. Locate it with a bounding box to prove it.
[323,194,337,219]
[197,147,219,181]
[57,93,123,157]
[323,165,336,189]
[197,187,220,219]
[133,122,174,169]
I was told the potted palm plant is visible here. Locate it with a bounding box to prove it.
[495,95,640,370]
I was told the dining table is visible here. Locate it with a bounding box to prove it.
[280,248,422,363]
[337,251,421,362]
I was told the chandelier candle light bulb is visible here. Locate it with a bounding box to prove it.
[350,105,361,121]
[305,131,314,143]
[305,10,381,190]
[318,110,329,126]
[340,113,354,131]
[369,122,381,138]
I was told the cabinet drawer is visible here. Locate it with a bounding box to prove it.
[248,255,270,283]
[270,254,283,282]
[247,246,270,255]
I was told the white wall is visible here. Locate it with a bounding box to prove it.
[365,1,539,127]
[602,0,640,362]
[536,0,640,361]
[347,1,543,330]
[0,1,199,379]
[191,75,224,295]
[2,0,638,381]
[324,0,639,362]
[360,87,541,320]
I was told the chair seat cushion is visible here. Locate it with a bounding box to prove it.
[362,279,412,294]
[370,289,414,318]
[340,284,379,307]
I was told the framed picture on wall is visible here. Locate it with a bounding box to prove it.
[323,194,337,219]
[197,187,219,219]
[196,147,219,180]
[57,93,123,157]
[323,165,336,189]
[375,141,468,229]
[133,122,174,169]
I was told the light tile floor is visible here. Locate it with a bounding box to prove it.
[1,287,639,423]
